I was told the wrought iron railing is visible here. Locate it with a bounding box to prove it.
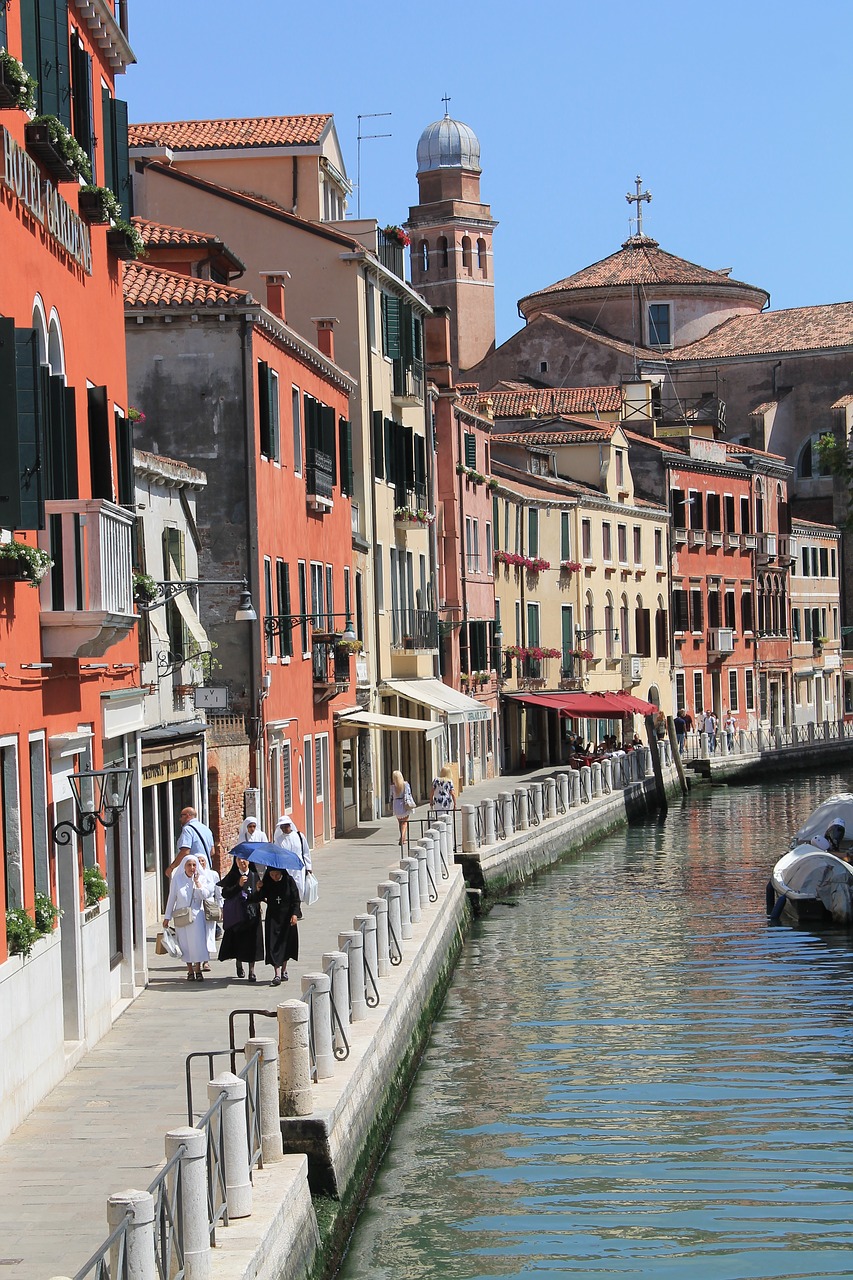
[149,1145,186,1280]
[377,230,405,277]
[391,608,438,650]
[305,448,334,500]
[392,357,424,401]
[72,1211,132,1280]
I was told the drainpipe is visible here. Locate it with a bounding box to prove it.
[240,312,263,816]
[364,268,381,688]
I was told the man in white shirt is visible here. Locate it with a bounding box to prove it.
[166,806,215,876]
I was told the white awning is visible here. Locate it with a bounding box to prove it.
[173,587,211,652]
[381,678,491,723]
[336,710,445,740]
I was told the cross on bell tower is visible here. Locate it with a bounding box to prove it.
[626,175,652,237]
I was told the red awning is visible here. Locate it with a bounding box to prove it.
[506,690,656,718]
[606,691,657,715]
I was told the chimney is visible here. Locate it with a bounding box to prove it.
[260,270,290,322]
[313,317,337,362]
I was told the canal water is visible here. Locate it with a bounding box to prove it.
[337,770,853,1280]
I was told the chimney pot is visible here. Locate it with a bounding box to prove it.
[312,317,337,362]
[260,270,290,322]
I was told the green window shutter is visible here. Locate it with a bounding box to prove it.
[382,294,402,359]
[111,98,130,218]
[0,322,45,531]
[372,409,384,479]
[414,434,426,496]
[87,385,112,499]
[304,394,320,455]
[276,561,292,658]
[464,432,477,469]
[383,417,394,484]
[101,85,115,192]
[526,603,540,646]
[0,7,7,52]
[38,0,71,125]
[560,511,570,561]
[399,302,413,365]
[320,404,337,484]
[115,410,134,507]
[71,36,94,166]
[258,362,272,457]
[20,1,39,92]
[403,426,415,493]
[393,423,407,506]
[45,374,77,500]
[339,417,353,496]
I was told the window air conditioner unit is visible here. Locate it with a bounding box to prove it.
[710,628,735,654]
[621,655,642,684]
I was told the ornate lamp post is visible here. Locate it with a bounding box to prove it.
[52,767,134,846]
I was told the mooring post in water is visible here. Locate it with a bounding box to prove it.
[644,713,668,811]
[666,717,688,794]
[367,896,390,977]
[244,1037,283,1162]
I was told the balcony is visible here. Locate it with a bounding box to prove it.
[38,499,136,657]
[391,609,438,651]
[377,230,406,279]
[312,639,351,702]
[708,627,735,656]
[392,358,424,405]
[306,449,334,512]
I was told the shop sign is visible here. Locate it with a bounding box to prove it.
[142,753,199,788]
[1,125,92,275]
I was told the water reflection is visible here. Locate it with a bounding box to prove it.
[337,772,853,1280]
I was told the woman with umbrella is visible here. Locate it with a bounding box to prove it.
[218,817,265,981]
[247,861,301,986]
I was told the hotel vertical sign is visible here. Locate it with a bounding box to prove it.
[1,126,93,275]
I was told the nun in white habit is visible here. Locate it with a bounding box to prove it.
[236,816,269,844]
[163,855,215,980]
[273,814,311,898]
[194,850,222,965]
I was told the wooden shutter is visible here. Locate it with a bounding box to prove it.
[38,0,71,125]
[257,362,272,457]
[276,561,292,658]
[101,92,131,216]
[372,409,384,479]
[655,609,668,658]
[320,405,337,484]
[0,6,7,52]
[414,434,426,499]
[101,86,115,193]
[403,426,415,493]
[393,423,407,506]
[44,375,77,500]
[383,418,394,484]
[71,35,94,163]
[87,386,112,499]
[0,322,45,531]
[382,294,402,359]
[635,608,651,657]
[115,410,134,507]
[339,417,353,496]
[673,589,689,631]
[464,432,477,469]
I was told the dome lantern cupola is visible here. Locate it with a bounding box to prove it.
[416,115,481,174]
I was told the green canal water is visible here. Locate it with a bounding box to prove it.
[337,770,853,1279]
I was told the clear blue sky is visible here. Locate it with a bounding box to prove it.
[124,0,853,346]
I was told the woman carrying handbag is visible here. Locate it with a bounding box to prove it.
[163,856,215,981]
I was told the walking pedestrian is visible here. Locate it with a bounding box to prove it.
[236,815,268,844]
[723,709,736,752]
[430,764,457,813]
[706,710,718,753]
[166,806,215,877]
[163,856,215,981]
[218,856,262,981]
[194,851,221,970]
[389,770,416,847]
[273,814,312,898]
[674,710,687,754]
[248,867,301,985]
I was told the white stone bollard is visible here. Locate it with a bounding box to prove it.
[401,855,421,923]
[580,764,592,802]
[433,818,449,873]
[415,841,430,904]
[165,1127,209,1280]
[244,1036,283,1163]
[425,829,441,890]
[591,763,602,798]
[569,770,581,806]
[601,759,612,793]
[557,773,570,811]
[301,973,335,1081]
[544,777,558,815]
[515,787,529,830]
[277,999,313,1112]
[462,803,478,852]
[499,790,514,836]
[107,1189,155,1280]
[483,797,497,845]
[381,879,402,956]
[610,753,624,789]
[530,781,544,823]
[390,868,411,938]
[339,930,366,1022]
[720,728,729,756]
[355,913,378,1000]
[323,951,349,1049]
[738,728,748,753]
[367,896,390,977]
[207,1072,251,1219]
[700,731,709,759]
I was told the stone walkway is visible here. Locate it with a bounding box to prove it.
[0,766,560,1280]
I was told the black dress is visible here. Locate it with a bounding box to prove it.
[218,863,263,964]
[250,871,302,968]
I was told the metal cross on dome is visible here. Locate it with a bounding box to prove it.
[441,93,452,117]
[626,175,652,236]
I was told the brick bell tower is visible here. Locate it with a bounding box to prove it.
[406,104,497,378]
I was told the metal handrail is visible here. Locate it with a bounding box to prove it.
[425,858,439,903]
[72,1210,132,1280]
[227,1008,277,1074]
[185,1050,231,1125]
[238,1049,263,1173]
[527,784,541,826]
[198,1089,228,1242]
[301,981,319,1080]
[322,957,351,1062]
[149,1145,186,1280]
[355,918,381,1008]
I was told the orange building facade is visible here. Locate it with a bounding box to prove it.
[0,1,140,1141]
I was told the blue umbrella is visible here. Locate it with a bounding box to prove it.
[228,840,303,871]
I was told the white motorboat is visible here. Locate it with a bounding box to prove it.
[766,794,853,925]
[792,793,853,850]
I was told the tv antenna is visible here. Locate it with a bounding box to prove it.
[357,113,392,219]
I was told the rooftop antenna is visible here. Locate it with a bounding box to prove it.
[356,112,392,219]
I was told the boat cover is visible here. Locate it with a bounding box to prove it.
[794,793,853,847]
[772,845,853,923]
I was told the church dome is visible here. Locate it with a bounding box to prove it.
[416,116,481,173]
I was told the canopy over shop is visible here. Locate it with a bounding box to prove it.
[503,689,657,769]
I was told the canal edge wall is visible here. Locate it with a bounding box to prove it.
[688,737,853,784]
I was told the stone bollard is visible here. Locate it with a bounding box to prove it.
[367,896,390,977]
[544,777,558,816]
[601,759,612,793]
[823,719,830,742]
[483,797,497,845]
[415,841,430,904]
[107,1189,155,1280]
[425,829,441,888]
[301,973,335,1080]
[610,753,623,789]
[738,728,748,753]
[700,731,709,759]
[591,763,602,798]
[432,818,448,873]
[390,868,411,939]
[807,721,815,744]
[569,770,581,806]
[515,787,530,830]
[165,1127,209,1280]
[499,790,514,836]
[557,773,570,811]
[277,999,314,1110]
[401,855,421,923]
[339,930,366,1021]
[355,913,378,1001]
[530,781,544,823]
[323,950,349,1049]
[720,728,729,756]
[580,764,592,802]
[381,879,402,955]
[207,1072,251,1219]
[244,1037,283,1163]
[462,803,478,852]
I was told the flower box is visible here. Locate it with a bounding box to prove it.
[25,118,91,183]
[107,226,144,260]
[78,185,122,225]
[0,540,53,586]
[0,53,37,111]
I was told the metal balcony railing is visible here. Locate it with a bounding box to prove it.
[391,608,438,651]
[312,640,351,688]
[392,358,424,402]
[41,498,134,616]
[377,231,405,279]
[306,449,334,500]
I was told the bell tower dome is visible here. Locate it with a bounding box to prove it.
[406,105,497,378]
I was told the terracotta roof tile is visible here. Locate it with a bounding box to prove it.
[669,303,853,360]
[123,261,254,309]
[724,441,788,462]
[832,393,853,409]
[522,236,766,306]
[493,422,617,446]
[460,383,621,418]
[129,114,332,152]
[791,517,841,532]
[132,216,226,250]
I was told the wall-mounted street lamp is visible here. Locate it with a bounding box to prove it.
[575,626,620,643]
[52,767,134,846]
[264,613,357,642]
[137,578,257,623]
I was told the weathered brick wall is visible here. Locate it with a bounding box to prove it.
[206,715,250,874]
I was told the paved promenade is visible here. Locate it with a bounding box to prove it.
[0,766,559,1280]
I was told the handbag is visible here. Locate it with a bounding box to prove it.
[157,927,181,958]
[301,871,319,906]
[172,906,193,929]
[203,898,223,922]
[404,784,417,813]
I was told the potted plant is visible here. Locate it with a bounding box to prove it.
[77,184,122,225]
[127,406,146,423]
[82,865,108,909]
[106,219,146,261]
[0,49,38,112]
[336,638,363,654]
[26,115,92,182]
[5,907,39,959]
[381,224,411,248]
[0,539,53,586]
[132,569,159,606]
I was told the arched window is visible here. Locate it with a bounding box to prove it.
[655,594,668,659]
[797,432,832,478]
[461,235,472,272]
[620,594,630,654]
[47,310,65,376]
[437,235,448,268]
[32,296,48,365]
[604,593,615,659]
[477,237,487,277]
[585,592,595,654]
[754,479,764,534]
[776,481,790,536]
[418,239,429,274]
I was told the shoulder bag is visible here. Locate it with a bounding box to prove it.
[172,906,193,929]
[203,897,222,922]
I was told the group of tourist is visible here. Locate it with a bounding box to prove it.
[162,808,313,986]
[673,708,737,754]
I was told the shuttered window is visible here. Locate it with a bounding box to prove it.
[672,589,689,632]
[655,608,668,658]
[381,294,402,359]
[320,405,337,484]
[21,0,71,124]
[0,322,45,531]
[257,362,279,461]
[115,410,134,507]
[0,7,7,51]
[338,418,353,496]
[87,386,112,500]
[634,608,651,657]
[690,589,704,632]
[464,432,477,469]
[70,31,94,167]
[43,368,77,501]
[372,409,384,479]
[101,91,131,218]
[413,434,426,501]
[276,561,292,658]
